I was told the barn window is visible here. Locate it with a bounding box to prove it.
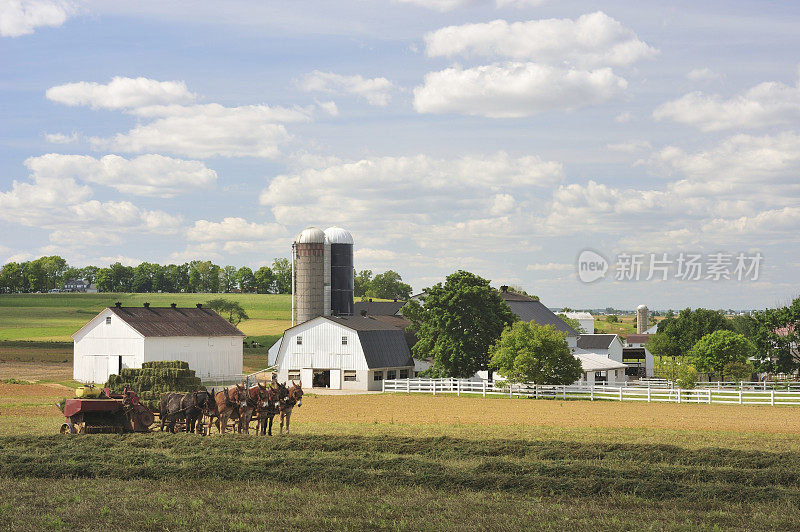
[373,371,383,381]
[387,370,396,380]
[399,369,409,379]
[288,370,300,380]
[344,370,357,382]
[106,317,111,325]
[341,336,348,345]
[296,336,303,345]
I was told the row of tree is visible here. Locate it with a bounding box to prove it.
[645,303,800,379]
[0,256,416,298]
[354,269,413,301]
[404,270,800,384]
[0,256,294,294]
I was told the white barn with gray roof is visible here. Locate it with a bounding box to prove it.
[274,315,415,390]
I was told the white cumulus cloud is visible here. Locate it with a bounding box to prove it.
[24,153,217,197]
[424,12,657,67]
[0,0,74,37]
[654,75,800,131]
[414,63,627,117]
[44,131,77,144]
[186,217,285,243]
[46,76,196,110]
[93,103,311,159]
[298,71,394,106]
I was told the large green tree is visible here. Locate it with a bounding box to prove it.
[688,330,756,379]
[489,320,583,384]
[753,296,800,373]
[255,266,275,294]
[206,298,249,326]
[367,270,412,300]
[236,266,256,293]
[354,269,373,298]
[653,308,731,358]
[271,258,292,294]
[403,270,516,378]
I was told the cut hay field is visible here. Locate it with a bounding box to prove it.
[0,293,291,341]
[2,384,800,530]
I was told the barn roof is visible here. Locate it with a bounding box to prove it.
[106,306,245,337]
[574,352,628,372]
[498,291,578,337]
[577,334,619,350]
[625,334,651,344]
[353,300,406,316]
[324,316,414,369]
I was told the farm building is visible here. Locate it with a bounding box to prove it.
[498,287,579,348]
[274,315,414,390]
[73,303,244,384]
[624,334,656,377]
[574,352,628,385]
[563,311,595,333]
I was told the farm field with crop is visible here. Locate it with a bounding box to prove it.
[2,383,800,530]
[0,293,292,341]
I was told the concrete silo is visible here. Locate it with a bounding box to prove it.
[293,227,327,325]
[636,304,649,334]
[325,227,354,316]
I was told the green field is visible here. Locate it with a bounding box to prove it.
[0,293,292,341]
[3,383,800,530]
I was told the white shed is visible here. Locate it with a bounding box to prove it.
[563,312,595,334]
[275,315,415,391]
[73,304,244,384]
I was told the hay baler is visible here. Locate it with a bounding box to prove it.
[59,388,154,434]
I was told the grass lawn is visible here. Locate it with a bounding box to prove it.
[2,384,800,530]
[0,293,291,341]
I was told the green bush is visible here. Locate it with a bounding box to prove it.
[676,365,699,389]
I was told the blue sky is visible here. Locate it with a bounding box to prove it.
[1,0,799,310]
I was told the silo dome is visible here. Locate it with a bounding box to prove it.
[637,304,647,311]
[295,227,325,244]
[324,227,354,245]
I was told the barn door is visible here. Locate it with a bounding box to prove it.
[91,356,108,385]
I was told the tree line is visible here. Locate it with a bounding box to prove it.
[0,256,414,297]
[0,256,293,294]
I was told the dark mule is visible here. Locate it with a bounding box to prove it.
[213,384,246,434]
[258,383,287,436]
[280,381,303,435]
[238,382,267,434]
[160,390,217,433]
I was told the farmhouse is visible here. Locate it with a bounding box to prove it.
[274,315,415,390]
[73,303,244,384]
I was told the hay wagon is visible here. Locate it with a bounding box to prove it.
[59,388,154,434]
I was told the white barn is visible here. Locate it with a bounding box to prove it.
[274,315,415,391]
[73,304,244,384]
[563,312,595,334]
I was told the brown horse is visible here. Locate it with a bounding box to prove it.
[258,383,286,436]
[213,384,246,434]
[238,382,267,434]
[280,381,303,435]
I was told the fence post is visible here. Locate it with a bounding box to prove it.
[407,379,411,394]
[707,389,711,404]
[677,388,681,404]
[591,388,594,401]
[647,386,651,403]
[433,379,436,396]
[739,390,742,405]
[619,387,623,402]
[382,379,385,393]
[563,387,567,400]
[482,380,486,397]
[457,379,460,397]
[771,389,775,406]
[510,384,513,399]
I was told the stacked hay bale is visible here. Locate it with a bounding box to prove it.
[105,361,204,412]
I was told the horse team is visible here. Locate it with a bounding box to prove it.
[160,381,304,435]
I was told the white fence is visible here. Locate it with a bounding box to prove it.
[382,378,800,406]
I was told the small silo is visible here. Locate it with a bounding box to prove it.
[324,227,354,316]
[294,227,326,324]
[636,304,649,334]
